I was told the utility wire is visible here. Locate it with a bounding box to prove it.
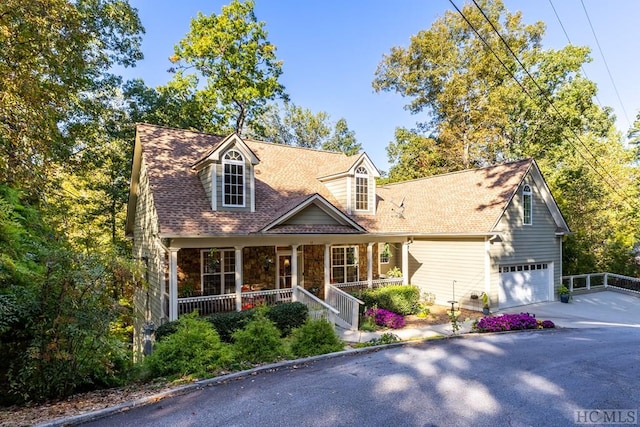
[580,0,632,128]
[446,0,631,206]
[547,0,603,108]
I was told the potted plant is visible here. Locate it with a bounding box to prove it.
[558,285,571,303]
[481,292,490,315]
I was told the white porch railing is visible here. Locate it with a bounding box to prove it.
[177,288,293,316]
[326,285,364,330]
[293,287,339,325]
[562,273,640,294]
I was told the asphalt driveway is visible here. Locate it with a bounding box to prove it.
[501,289,640,329]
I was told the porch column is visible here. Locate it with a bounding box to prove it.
[235,246,243,312]
[324,244,331,298]
[291,244,299,288]
[402,241,409,285]
[367,242,374,288]
[168,247,179,321]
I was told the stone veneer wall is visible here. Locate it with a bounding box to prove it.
[303,245,325,298]
[243,246,277,287]
[177,248,202,296]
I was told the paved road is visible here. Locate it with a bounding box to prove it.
[84,327,640,427]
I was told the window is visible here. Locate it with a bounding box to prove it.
[355,166,368,211]
[379,243,390,264]
[202,249,235,295]
[523,184,532,225]
[331,246,359,283]
[223,150,245,207]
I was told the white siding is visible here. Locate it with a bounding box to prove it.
[409,238,486,309]
[323,177,348,209]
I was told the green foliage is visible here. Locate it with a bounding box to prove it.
[170,0,288,133]
[361,285,421,315]
[386,266,403,278]
[155,320,181,342]
[354,332,401,348]
[143,312,232,379]
[208,309,256,343]
[232,313,284,363]
[249,102,361,155]
[288,319,344,358]
[265,302,308,336]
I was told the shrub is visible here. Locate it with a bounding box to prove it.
[361,285,420,315]
[289,319,344,357]
[539,320,555,329]
[232,314,285,363]
[354,332,401,348]
[208,309,256,343]
[154,319,180,341]
[364,307,405,329]
[265,302,308,336]
[143,312,232,379]
[474,313,540,333]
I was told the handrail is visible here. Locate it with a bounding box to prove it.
[326,285,363,330]
[293,287,339,328]
[562,272,640,293]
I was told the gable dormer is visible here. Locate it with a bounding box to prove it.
[318,153,380,215]
[193,134,260,212]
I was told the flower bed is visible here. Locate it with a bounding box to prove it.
[474,312,555,333]
[364,307,405,329]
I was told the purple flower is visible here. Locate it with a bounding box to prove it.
[475,313,543,333]
[364,307,405,329]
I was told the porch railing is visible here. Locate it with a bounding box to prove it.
[562,273,640,294]
[293,287,339,325]
[177,288,293,316]
[326,285,364,330]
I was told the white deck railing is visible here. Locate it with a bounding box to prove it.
[177,288,293,316]
[293,287,339,325]
[562,273,640,294]
[326,285,364,330]
[333,277,404,294]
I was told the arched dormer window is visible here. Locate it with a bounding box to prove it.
[355,166,369,211]
[523,184,532,225]
[223,150,245,207]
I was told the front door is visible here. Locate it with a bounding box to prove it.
[277,254,292,289]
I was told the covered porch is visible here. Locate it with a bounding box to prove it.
[160,237,412,329]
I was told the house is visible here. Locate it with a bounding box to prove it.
[126,123,570,351]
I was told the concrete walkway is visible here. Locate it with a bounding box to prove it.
[500,289,640,329]
[338,290,640,343]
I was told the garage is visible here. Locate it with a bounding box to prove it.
[499,263,551,308]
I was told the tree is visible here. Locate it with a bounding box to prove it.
[373,0,639,274]
[249,103,360,154]
[0,0,143,188]
[170,0,288,134]
[322,118,362,156]
[627,112,640,161]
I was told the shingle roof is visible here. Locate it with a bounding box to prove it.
[135,124,532,237]
[357,160,532,234]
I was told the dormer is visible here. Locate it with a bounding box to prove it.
[318,153,380,215]
[192,134,260,212]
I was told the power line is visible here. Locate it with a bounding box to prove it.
[580,0,632,128]
[547,0,603,108]
[446,0,631,206]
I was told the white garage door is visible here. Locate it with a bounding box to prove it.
[499,263,550,308]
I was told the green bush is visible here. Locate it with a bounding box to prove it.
[154,319,180,341]
[208,309,256,343]
[289,319,344,358]
[265,302,308,336]
[232,314,285,363]
[143,312,232,379]
[361,285,420,315]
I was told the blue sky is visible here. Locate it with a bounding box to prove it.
[120,0,640,172]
